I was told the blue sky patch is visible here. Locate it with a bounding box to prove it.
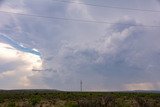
[0,34,41,56]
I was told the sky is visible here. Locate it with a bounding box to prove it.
[0,0,160,91]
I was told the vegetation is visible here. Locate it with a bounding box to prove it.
[0,90,159,107]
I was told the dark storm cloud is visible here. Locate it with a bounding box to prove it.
[0,0,4,5]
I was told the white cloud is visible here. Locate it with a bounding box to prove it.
[0,42,43,89]
[67,0,93,20]
[125,83,154,90]
[0,0,26,12]
[0,70,15,78]
[125,82,160,90]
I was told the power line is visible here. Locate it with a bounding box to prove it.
[53,0,160,13]
[0,10,160,28]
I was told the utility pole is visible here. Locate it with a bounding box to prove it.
[80,80,82,92]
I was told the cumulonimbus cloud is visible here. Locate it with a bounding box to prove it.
[1,0,160,91]
[41,18,160,91]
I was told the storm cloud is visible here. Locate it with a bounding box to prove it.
[0,0,160,91]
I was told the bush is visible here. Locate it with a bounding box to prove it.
[29,95,41,106]
[0,96,4,103]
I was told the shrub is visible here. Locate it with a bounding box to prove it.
[0,96,4,103]
[29,95,41,106]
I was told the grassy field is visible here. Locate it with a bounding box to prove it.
[0,90,160,107]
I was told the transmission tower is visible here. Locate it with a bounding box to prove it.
[80,80,82,92]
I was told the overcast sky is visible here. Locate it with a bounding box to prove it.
[0,0,160,91]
